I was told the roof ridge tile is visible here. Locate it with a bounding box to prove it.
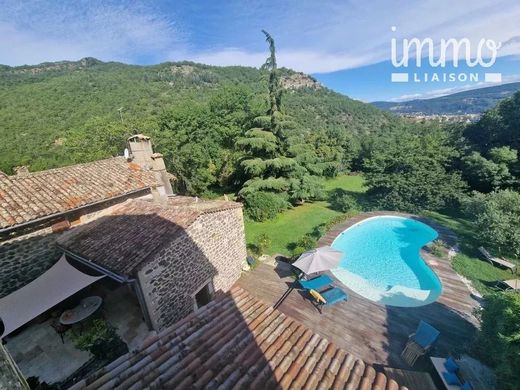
[1,156,157,230]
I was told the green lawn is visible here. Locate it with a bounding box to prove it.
[244,174,517,296]
[245,201,342,255]
[321,174,366,193]
[244,175,365,255]
[423,210,518,295]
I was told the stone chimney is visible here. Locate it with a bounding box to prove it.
[127,134,154,168]
[151,153,174,196]
[13,166,30,176]
[127,134,174,197]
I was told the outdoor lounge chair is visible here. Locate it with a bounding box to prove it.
[309,287,348,313]
[401,320,440,366]
[298,274,334,291]
[478,247,517,274]
[496,279,520,291]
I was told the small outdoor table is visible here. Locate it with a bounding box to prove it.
[59,296,103,325]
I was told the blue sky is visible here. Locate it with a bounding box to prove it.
[1,0,519,101]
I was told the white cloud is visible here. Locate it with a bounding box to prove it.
[180,48,382,74]
[0,0,519,75]
[0,1,180,65]
[176,0,520,73]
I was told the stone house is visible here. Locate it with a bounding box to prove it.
[57,196,247,330]
[0,135,170,298]
[0,134,247,333]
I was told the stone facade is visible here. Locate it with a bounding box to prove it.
[0,191,151,298]
[138,207,247,330]
[0,227,60,298]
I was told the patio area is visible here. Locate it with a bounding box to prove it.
[3,279,149,385]
[236,257,480,370]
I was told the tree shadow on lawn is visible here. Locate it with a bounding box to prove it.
[327,187,373,211]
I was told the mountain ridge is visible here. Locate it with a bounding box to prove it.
[371,82,520,115]
[0,57,390,174]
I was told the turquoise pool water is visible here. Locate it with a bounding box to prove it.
[331,216,442,307]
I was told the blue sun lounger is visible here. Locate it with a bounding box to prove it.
[309,286,348,313]
[298,274,334,291]
[318,287,348,305]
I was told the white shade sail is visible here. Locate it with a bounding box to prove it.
[0,255,105,338]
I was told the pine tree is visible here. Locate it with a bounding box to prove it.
[237,30,322,207]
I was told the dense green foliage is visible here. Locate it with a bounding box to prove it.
[71,319,127,361]
[243,191,291,221]
[474,292,520,390]
[362,91,519,215]
[465,91,520,154]
[461,148,516,193]
[0,58,391,186]
[463,190,520,257]
[237,31,324,207]
[328,189,359,212]
[362,123,466,212]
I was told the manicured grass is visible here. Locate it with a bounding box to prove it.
[423,210,518,295]
[244,175,365,255]
[245,174,516,295]
[245,201,342,255]
[321,174,366,193]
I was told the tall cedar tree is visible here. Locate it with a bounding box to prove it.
[237,31,322,204]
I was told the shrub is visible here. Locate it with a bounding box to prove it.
[291,233,317,259]
[329,189,359,212]
[463,190,520,257]
[256,234,272,255]
[429,239,446,258]
[473,292,520,390]
[243,191,290,221]
[71,319,127,361]
[325,212,358,230]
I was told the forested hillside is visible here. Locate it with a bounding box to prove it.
[0,57,391,179]
[372,82,520,115]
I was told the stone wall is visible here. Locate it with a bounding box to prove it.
[0,227,60,298]
[138,207,247,330]
[0,192,151,298]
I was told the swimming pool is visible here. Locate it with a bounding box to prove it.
[331,216,442,307]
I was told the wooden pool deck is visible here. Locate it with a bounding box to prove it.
[236,212,480,369]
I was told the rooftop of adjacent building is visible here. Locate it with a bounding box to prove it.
[57,196,242,277]
[70,286,410,390]
[0,134,175,233]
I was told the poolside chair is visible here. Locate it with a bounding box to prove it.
[308,287,348,313]
[478,247,517,274]
[401,320,440,366]
[298,274,334,291]
[496,279,520,291]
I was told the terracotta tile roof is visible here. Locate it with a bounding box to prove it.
[57,198,242,276]
[69,287,407,390]
[0,157,158,230]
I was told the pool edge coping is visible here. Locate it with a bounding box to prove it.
[318,211,463,307]
[318,211,457,248]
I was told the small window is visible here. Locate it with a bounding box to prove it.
[194,284,213,309]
